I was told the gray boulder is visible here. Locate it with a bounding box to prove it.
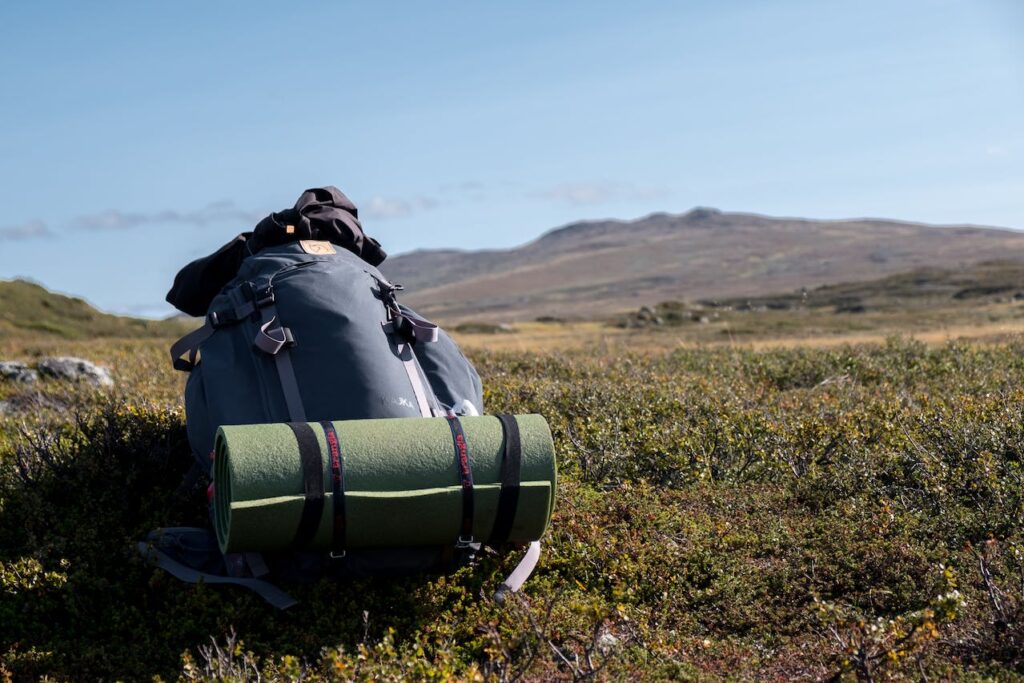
[0,392,68,415]
[37,357,114,387]
[0,361,38,384]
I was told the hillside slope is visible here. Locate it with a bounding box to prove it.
[0,279,191,339]
[381,208,1024,321]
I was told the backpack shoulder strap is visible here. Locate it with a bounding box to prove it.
[137,530,297,609]
[494,541,542,603]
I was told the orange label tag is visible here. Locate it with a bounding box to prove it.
[299,240,336,255]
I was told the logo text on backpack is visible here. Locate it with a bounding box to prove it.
[299,240,337,255]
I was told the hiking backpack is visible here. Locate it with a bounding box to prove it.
[141,187,541,608]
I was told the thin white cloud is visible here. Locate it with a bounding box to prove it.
[6,192,444,238]
[362,195,439,220]
[0,219,54,241]
[438,181,484,194]
[72,200,267,231]
[536,181,671,207]
[115,302,179,319]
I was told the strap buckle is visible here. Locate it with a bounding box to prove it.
[245,281,275,309]
[254,321,296,355]
[456,534,475,549]
[254,286,275,308]
[329,550,346,559]
[207,309,232,328]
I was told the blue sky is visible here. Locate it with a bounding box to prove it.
[0,0,1022,317]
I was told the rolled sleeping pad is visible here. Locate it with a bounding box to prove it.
[213,414,556,554]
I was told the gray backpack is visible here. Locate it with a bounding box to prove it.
[174,239,484,464]
[141,188,495,608]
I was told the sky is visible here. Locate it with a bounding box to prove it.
[0,0,1022,317]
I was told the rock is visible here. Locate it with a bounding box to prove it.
[597,632,620,654]
[0,361,38,384]
[37,357,113,387]
[0,392,68,416]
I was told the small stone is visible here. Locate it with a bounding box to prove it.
[0,392,67,415]
[0,361,38,384]
[597,632,619,654]
[37,357,114,387]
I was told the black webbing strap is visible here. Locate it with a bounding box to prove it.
[258,302,307,422]
[446,414,474,546]
[489,414,522,545]
[319,420,346,557]
[169,300,258,372]
[287,422,323,549]
[169,322,215,372]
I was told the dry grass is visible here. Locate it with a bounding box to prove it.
[450,315,1024,353]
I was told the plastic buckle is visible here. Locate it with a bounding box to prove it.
[253,285,275,308]
[329,550,346,559]
[456,535,474,549]
[207,310,235,328]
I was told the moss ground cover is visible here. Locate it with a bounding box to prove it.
[0,337,1022,680]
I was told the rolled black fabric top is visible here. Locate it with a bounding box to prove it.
[166,186,387,316]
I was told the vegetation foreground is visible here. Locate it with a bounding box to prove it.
[1,336,1022,681]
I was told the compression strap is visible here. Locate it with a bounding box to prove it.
[446,414,474,547]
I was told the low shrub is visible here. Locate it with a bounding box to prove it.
[0,337,1022,679]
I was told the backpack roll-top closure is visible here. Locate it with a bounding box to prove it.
[165,186,386,317]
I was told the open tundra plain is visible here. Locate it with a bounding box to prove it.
[1,316,1023,680]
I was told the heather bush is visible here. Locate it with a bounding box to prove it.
[0,337,1022,679]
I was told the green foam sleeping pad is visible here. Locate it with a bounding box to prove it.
[213,414,557,554]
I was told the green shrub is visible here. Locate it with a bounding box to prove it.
[1,337,1023,679]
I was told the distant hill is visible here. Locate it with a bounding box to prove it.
[0,279,192,339]
[704,259,1024,313]
[381,208,1024,321]
[613,259,1024,334]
